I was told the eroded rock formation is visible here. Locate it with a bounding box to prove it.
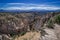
[0,12,60,40]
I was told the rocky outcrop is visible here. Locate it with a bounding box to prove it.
[0,12,60,40]
[0,13,35,34]
[0,34,12,40]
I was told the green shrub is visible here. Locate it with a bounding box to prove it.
[20,31,26,36]
[54,14,60,24]
[47,19,54,29]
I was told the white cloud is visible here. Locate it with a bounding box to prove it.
[2,7,34,10]
[1,3,60,10]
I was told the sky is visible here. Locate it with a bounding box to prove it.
[0,0,60,10]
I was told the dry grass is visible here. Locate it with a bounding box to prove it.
[13,31,41,40]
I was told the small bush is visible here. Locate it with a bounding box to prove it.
[20,31,26,36]
[47,19,54,29]
[54,14,60,24]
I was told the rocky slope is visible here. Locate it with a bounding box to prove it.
[0,12,60,40]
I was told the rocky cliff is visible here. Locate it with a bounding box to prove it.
[0,12,60,40]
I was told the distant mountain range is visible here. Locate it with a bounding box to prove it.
[0,9,60,13]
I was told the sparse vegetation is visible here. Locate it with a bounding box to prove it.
[54,14,60,24]
[20,31,27,36]
[12,31,40,40]
[10,31,27,40]
[47,19,54,29]
[46,14,60,29]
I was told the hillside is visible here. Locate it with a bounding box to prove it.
[0,12,60,40]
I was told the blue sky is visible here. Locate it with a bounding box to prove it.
[0,0,60,10]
